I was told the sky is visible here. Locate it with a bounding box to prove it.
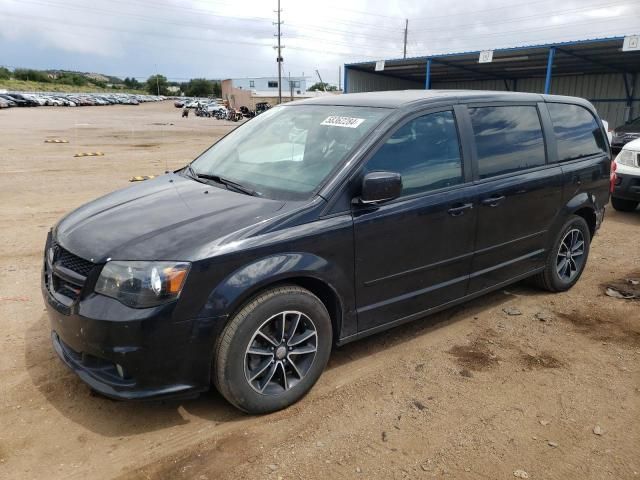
[0,0,638,86]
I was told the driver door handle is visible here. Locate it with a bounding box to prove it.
[447,203,473,216]
[481,195,506,207]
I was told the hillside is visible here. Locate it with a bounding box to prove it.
[0,79,146,94]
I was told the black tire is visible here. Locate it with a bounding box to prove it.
[213,285,332,414]
[611,197,639,212]
[532,215,591,292]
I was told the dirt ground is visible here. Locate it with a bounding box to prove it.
[1,102,638,480]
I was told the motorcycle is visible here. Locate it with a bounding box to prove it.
[239,106,255,118]
[226,108,243,122]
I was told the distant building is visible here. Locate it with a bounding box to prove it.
[227,76,308,94]
[166,86,181,94]
[221,76,339,109]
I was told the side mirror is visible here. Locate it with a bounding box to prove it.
[360,171,402,204]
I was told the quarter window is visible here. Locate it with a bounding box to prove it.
[547,103,606,162]
[365,111,463,197]
[469,106,546,179]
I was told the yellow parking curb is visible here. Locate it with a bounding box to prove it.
[129,175,157,182]
[44,139,69,143]
[74,152,105,157]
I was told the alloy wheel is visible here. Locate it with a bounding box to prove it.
[244,311,318,395]
[556,228,585,282]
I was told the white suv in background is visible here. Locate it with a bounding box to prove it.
[611,138,640,212]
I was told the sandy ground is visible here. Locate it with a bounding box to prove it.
[0,102,638,480]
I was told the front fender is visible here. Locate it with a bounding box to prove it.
[199,252,355,337]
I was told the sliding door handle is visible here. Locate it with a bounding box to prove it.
[481,195,506,207]
[447,203,473,216]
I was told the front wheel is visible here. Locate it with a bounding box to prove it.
[611,197,639,212]
[213,285,332,414]
[532,215,591,292]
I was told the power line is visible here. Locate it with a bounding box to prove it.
[410,0,610,21]
[409,0,635,32]
[409,14,639,44]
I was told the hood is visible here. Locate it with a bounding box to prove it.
[621,137,640,152]
[614,122,640,134]
[55,173,287,262]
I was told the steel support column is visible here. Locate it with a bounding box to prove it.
[425,58,432,89]
[343,66,348,94]
[544,47,556,94]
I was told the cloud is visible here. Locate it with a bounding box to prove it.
[0,0,637,84]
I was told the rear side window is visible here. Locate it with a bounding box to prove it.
[547,103,607,161]
[365,110,463,197]
[469,106,546,179]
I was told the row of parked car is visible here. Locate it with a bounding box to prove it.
[0,92,166,108]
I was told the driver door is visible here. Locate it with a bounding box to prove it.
[352,108,478,333]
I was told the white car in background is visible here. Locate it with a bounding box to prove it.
[602,119,613,145]
[611,137,640,212]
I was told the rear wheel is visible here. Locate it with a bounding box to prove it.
[611,197,639,212]
[213,285,332,414]
[532,215,590,292]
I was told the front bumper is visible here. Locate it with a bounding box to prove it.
[613,172,640,201]
[611,135,640,150]
[42,263,216,401]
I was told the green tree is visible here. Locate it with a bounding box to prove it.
[123,77,141,89]
[145,74,169,95]
[0,67,10,80]
[56,72,88,86]
[307,82,337,92]
[185,78,214,97]
[13,68,50,83]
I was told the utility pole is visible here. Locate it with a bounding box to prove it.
[403,19,408,59]
[274,0,283,104]
[338,65,341,91]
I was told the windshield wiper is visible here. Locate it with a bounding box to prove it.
[183,164,259,196]
[183,164,206,183]
[196,172,259,197]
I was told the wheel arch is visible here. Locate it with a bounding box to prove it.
[203,253,352,344]
[554,192,600,241]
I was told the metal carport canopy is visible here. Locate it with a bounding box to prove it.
[344,36,640,95]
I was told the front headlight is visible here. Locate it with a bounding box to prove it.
[616,150,638,168]
[95,261,190,308]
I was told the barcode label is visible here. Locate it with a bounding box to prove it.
[320,116,365,128]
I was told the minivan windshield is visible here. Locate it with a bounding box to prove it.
[189,105,389,200]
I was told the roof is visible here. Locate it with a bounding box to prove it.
[227,76,308,81]
[290,89,593,109]
[345,36,640,83]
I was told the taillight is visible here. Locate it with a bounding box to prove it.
[610,160,617,193]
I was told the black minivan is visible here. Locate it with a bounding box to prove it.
[43,90,610,413]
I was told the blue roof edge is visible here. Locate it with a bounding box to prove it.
[344,35,628,67]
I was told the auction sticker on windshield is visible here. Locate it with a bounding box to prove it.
[321,116,366,128]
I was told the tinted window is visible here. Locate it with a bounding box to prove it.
[547,103,606,161]
[365,111,463,197]
[469,106,546,179]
